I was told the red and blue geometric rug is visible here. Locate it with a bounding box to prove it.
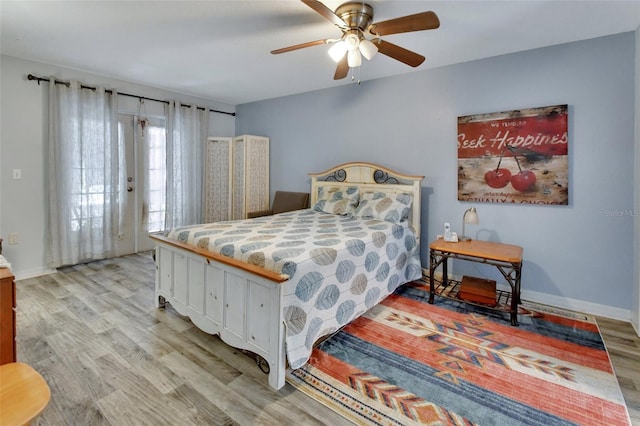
[286,281,631,425]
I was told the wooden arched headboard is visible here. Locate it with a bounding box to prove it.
[309,162,424,240]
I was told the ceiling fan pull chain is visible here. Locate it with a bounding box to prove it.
[350,66,361,84]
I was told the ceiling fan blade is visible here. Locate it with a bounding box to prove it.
[271,39,329,54]
[369,11,440,36]
[376,40,425,67]
[333,54,349,80]
[301,0,347,27]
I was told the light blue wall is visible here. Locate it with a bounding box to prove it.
[236,32,636,316]
[633,27,640,333]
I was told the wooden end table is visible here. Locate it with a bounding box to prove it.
[428,239,524,326]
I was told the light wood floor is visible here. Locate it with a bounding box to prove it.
[13,252,639,425]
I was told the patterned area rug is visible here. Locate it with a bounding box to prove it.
[286,281,631,425]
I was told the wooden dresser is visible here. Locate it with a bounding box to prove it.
[0,267,16,365]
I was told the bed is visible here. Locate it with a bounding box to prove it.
[150,161,424,390]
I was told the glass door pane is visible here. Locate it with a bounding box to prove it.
[117,114,166,255]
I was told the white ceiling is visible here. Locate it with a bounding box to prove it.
[2,1,639,105]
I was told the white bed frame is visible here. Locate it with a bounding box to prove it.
[151,162,423,390]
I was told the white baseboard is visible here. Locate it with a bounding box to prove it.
[420,269,632,323]
[14,267,56,281]
[519,288,631,322]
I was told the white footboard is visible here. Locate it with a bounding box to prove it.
[154,241,287,390]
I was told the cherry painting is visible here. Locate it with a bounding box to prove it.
[457,104,568,205]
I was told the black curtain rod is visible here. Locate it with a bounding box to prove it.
[27,74,236,117]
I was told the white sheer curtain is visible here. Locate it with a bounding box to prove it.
[164,102,209,230]
[47,80,124,268]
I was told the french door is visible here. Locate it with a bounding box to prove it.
[116,114,166,256]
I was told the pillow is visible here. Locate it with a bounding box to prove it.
[312,186,359,216]
[353,191,413,223]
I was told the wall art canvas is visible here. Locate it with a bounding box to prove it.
[457,104,568,205]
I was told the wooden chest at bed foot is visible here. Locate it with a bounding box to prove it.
[458,275,497,306]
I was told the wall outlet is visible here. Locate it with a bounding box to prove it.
[8,233,19,244]
[12,169,22,180]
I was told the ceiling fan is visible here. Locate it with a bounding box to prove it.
[271,0,440,80]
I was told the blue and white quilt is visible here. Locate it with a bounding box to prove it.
[168,209,422,369]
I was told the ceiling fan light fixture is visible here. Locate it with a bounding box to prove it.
[359,38,378,60]
[328,41,347,62]
[344,33,360,51]
[347,49,362,67]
